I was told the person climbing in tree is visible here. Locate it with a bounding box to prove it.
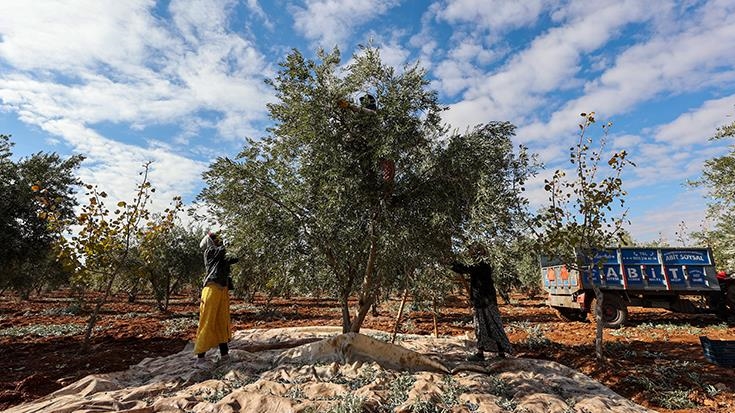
[194,231,238,364]
[449,244,513,361]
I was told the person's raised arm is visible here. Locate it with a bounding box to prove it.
[450,261,471,274]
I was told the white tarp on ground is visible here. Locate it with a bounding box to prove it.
[7,327,656,413]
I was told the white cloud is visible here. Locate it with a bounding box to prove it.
[626,188,708,243]
[524,168,560,210]
[0,0,275,207]
[245,0,274,30]
[442,0,654,132]
[532,96,735,196]
[169,0,236,44]
[376,39,411,70]
[437,0,551,32]
[654,95,735,145]
[289,0,400,49]
[40,119,207,211]
[0,0,273,129]
[0,1,171,73]
[410,3,443,68]
[527,8,735,142]
[610,134,643,149]
[432,34,500,97]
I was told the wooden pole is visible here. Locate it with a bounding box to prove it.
[391,288,409,344]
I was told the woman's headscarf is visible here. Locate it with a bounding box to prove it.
[199,232,216,250]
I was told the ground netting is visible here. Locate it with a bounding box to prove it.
[7,326,655,412]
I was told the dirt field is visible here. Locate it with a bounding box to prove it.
[0,291,733,412]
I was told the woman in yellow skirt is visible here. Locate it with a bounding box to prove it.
[195,232,238,363]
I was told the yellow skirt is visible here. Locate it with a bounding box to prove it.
[193,283,232,354]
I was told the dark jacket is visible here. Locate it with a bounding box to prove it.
[451,261,497,308]
[203,245,238,288]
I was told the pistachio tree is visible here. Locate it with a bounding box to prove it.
[537,112,635,360]
[48,163,184,349]
[200,47,533,333]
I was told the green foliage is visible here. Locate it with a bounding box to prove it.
[409,399,447,413]
[484,375,513,400]
[200,46,533,332]
[284,385,306,400]
[517,324,553,351]
[138,215,202,312]
[161,317,197,336]
[490,236,543,300]
[621,359,712,409]
[690,118,735,271]
[0,134,84,299]
[384,372,416,410]
[348,364,378,390]
[439,375,466,407]
[202,386,231,403]
[652,390,696,409]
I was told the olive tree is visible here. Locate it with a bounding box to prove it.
[201,47,533,333]
[0,134,84,299]
[691,119,735,272]
[139,221,203,312]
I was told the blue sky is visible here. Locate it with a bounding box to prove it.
[1,0,734,243]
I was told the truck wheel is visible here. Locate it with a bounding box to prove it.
[588,294,628,329]
[554,307,587,322]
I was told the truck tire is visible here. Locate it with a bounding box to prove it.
[588,294,627,329]
[554,307,587,322]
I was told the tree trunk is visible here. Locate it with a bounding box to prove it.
[127,278,141,303]
[499,288,511,305]
[350,295,375,333]
[391,288,409,343]
[82,271,117,352]
[340,292,352,333]
[592,284,605,361]
[350,213,380,333]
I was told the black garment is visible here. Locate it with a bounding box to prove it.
[203,245,238,288]
[197,343,229,358]
[451,261,513,356]
[474,305,513,355]
[451,261,497,308]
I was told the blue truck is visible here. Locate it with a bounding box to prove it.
[540,247,734,328]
